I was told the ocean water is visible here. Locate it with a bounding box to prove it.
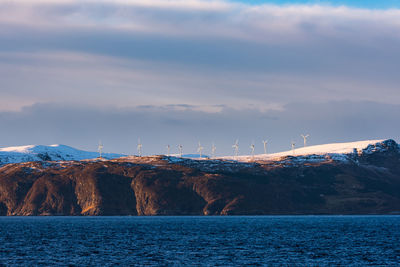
[0,216,399,266]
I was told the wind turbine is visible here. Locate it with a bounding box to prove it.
[301,134,310,147]
[197,142,204,158]
[291,141,296,155]
[211,143,216,158]
[262,140,268,154]
[166,144,171,156]
[232,139,239,158]
[98,140,103,159]
[178,144,183,158]
[137,138,142,157]
[250,143,255,158]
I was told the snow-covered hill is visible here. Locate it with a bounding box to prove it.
[0,144,125,165]
[1,139,398,166]
[221,139,399,163]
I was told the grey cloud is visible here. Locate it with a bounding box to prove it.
[1,2,400,78]
[1,24,399,79]
[0,48,398,117]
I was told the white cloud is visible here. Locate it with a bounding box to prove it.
[2,0,400,41]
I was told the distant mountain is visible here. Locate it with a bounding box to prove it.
[0,139,399,216]
[0,144,125,165]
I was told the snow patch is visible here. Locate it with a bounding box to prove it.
[0,144,125,165]
[220,139,393,163]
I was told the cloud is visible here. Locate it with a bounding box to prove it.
[0,49,398,114]
[2,1,400,41]
[0,0,399,148]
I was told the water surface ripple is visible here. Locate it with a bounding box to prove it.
[0,216,399,266]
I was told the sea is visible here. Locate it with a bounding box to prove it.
[0,216,399,266]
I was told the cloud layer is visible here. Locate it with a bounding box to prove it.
[0,0,398,152]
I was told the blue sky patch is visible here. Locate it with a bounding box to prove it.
[229,0,400,9]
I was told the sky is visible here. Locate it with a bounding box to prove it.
[232,0,400,9]
[0,0,399,156]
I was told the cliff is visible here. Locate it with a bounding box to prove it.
[0,140,399,215]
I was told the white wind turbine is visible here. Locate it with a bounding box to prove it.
[262,140,268,154]
[291,141,296,155]
[211,143,216,158]
[166,144,171,156]
[197,142,204,158]
[137,138,142,157]
[98,140,103,159]
[301,134,310,147]
[250,143,255,159]
[232,139,239,158]
[178,144,183,157]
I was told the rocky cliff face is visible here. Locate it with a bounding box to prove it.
[0,140,399,216]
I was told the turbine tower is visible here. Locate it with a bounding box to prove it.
[301,134,310,147]
[197,142,204,158]
[178,144,183,158]
[262,140,268,154]
[250,143,255,158]
[211,143,216,158]
[166,144,170,156]
[137,138,142,157]
[291,141,296,155]
[232,139,239,158]
[98,140,103,159]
